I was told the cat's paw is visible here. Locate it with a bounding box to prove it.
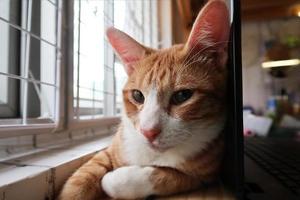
[101,166,155,199]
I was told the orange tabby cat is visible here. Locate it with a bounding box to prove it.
[59,0,229,199]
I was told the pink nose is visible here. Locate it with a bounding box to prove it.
[140,128,161,142]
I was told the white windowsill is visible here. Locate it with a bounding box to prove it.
[0,135,112,200]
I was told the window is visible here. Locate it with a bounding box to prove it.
[72,0,158,120]
[0,0,61,126]
[0,0,160,134]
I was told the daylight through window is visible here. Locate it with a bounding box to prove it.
[73,0,158,120]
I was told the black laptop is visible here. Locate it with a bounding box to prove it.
[225,0,300,199]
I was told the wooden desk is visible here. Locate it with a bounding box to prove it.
[157,184,235,200]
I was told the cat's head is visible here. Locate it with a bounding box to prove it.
[107,0,230,152]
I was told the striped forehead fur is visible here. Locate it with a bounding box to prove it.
[126,44,220,92]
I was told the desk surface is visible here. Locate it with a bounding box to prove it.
[157,184,235,200]
[105,183,235,200]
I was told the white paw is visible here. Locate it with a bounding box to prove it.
[101,166,155,199]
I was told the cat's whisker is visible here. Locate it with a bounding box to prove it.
[183,48,213,68]
[182,31,217,65]
[184,57,212,69]
[183,40,230,68]
[182,27,214,64]
[183,40,230,67]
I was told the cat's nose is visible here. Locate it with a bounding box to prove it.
[140,128,161,142]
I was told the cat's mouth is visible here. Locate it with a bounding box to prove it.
[148,141,171,152]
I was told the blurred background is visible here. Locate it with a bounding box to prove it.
[240,0,300,140]
[172,0,300,140]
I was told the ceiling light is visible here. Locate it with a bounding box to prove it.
[262,59,300,68]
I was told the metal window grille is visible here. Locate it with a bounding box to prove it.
[73,0,159,120]
[0,0,62,126]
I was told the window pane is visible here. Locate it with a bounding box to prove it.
[0,75,18,118]
[73,0,159,119]
[0,0,61,123]
[0,78,8,105]
[0,0,20,26]
[40,0,57,45]
[0,75,56,122]
[0,20,10,104]
[73,0,107,119]
[0,0,20,117]
[26,80,57,119]
[114,62,127,115]
[0,20,20,78]
[74,87,104,119]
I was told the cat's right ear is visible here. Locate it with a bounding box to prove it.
[106,27,150,76]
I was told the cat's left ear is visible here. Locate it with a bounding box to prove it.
[185,0,230,67]
[106,27,152,76]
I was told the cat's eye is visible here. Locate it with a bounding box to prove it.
[171,89,193,105]
[132,90,145,104]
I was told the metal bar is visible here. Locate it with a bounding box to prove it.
[141,1,145,43]
[66,0,75,125]
[45,0,57,7]
[75,0,81,119]
[92,82,96,116]
[68,116,120,130]
[0,72,59,88]
[0,16,60,50]
[54,0,66,131]
[102,0,116,116]
[28,70,52,115]
[22,0,33,125]
[54,0,60,123]
[149,0,153,46]
[77,87,116,96]
[74,97,104,103]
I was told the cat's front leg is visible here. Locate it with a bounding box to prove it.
[58,150,112,200]
[101,166,199,199]
[101,166,155,199]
